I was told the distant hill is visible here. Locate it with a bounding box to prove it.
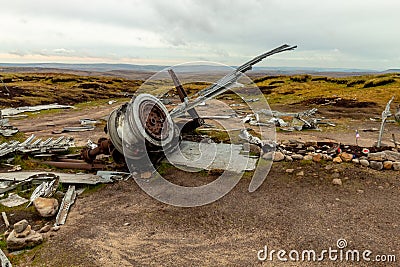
[382,69,400,73]
[0,62,394,78]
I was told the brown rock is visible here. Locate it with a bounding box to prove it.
[249,144,261,156]
[7,229,43,250]
[340,152,353,162]
[285,169,295,174]
[33,197,59,218]
[291,154,304,160]
[393,162,400,171]
[303,155,313,161]
[370,161,383,170]
[322,154,333,161]
[15,225,31,238]
[285,155,293,161]
[51,226,61,232]
[313,153,322,162]
[332,178,342,186]
[368,152,386,162]
[333,157,342,163]
[305,141,318,147]
[38,225,51,233]
[383,161,393,170]
[360,159,369,167]
[140,171,152,179]
[273,151,285,162]
[14,219,28,233]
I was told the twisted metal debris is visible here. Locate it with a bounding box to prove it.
[0,134,74,158]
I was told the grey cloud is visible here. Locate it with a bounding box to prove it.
[0,0,399,69]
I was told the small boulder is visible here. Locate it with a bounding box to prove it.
[307,146,315,152]
[273,151,285,162]
[7,229,43,250]
[393,162,400,171]
[312,153,322,162]
[303,155,313,161]
[249,144,261,156]
[291,154,304,160]
[262,152,273,161]
[305,141,318,147]
[333,157,342,163]
[285,155,293,161]
[352,159,360,164]
[140,171,152,179]
[370,161,383,170]
[297,150,307,155]
[368,152,385,162]
[51,226,61,232]
[285,169,295,174]
[33,197,59,218]
[15,225,31,238]
[332,178,342,186]
[383,161,393,170]
[340,152,353,162]
[360,159,369,167]
[296,171,304,176]
[38,225,51,233]
[14,219,28,234]
[322,154,332,161]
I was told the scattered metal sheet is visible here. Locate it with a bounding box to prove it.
[244,98,259,103]
[1,163,21,172]
[62,125,95,132]
[1,104,74,116]
[0,118,19,137]
[0,177,33,194]
[27,177,59,207]
[377,96,394,147]
[1,212,9,228]
[0,194,29,207]
[165,141,257,173]
[75,188,86,195]
[55,185,76,226]
[238,129,263,146]
[0,247,12,267]
[0,171,115,185]
[362,128,379,132]
[181,115,234,120]
[0,134,74,159]
[79,119,98,125]
[96,171,131,182]
[0,135,74,160]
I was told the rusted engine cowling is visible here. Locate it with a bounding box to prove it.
[108,94,180,163]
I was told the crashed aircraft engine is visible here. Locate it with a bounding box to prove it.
[81,44,297,170]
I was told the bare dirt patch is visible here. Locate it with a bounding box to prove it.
[15,162,400,266]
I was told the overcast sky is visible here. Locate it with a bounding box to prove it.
[0,0,399,70]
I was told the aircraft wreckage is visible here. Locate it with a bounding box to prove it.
[80,44,297,170]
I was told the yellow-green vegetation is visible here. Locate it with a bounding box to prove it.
[80,183,106,196]
[11,154,55,171]
[0,131,26,144]
[0,203,37,218]
[0,72,142,108]
[253,73,400,108]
